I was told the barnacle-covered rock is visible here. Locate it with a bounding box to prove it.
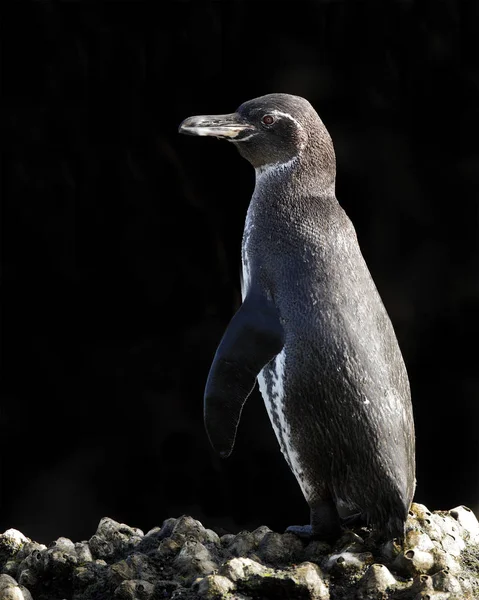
[0,502,478,599]
[237,561,329,600]
[251,525,272,545]
[0,573,33,600]
[0,530,29,563]
[173,540,218,583]
[113,578,155,599]
[431,568,463,594]
[73,558,108,589]
[256,531,304,564]
[304,539,333,563]
[89,518,144,560]
[356,563,398,599]
[109,553,157,588]
[44,536,78,573]
[450,505,479,544]
[219,556,267,582]
[193,573,236,598]
[393,547,435,575]
[74,541,93,564]
[224,530,256,556]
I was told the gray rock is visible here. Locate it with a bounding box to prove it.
[256,531,304,564]
[219,533,235,547]
[450,505,479,543]
[0,530,29,562]
[156,536,184,558]
[89,517,143,560]
[0,574,19,590]
[173,540,218,583]
[0,502,477,599]
[251,525,272,545]
[238,560,330,600]
[357,563,398,599]
[171,515,209,543]
[157,517,177,540]
[225,531,256,557]
[43,536,78,575]
[0,574,33,600]
[304,540,333,563]
[193,574,236,597]
[75,541,93,564]
[113,578,155,599]
[219,557,267,582]
[109,553,157,588]
[73,559,108,588]
[204,528,221,546]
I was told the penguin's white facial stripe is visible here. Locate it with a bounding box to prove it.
[269,110,303,131]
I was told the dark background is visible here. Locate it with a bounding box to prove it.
[3,0,479,544]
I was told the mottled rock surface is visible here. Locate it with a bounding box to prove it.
[0,504,478,599]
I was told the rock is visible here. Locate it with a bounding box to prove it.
[193,574,235,598]
[0,531,29,562]
[156,535,184,559]
[0,574,33,600]
[450,505,479,543]
[291,562,330,599]
[157,518,177,540]
[75,541,93,564]
[225,531,256,556]
[357,563,398,599]
[251,525,272,545]
[219,533,235,547]
[113,579,155,599]
[237,561,329,599]
[304,540,333,563]
[171,515,209,543]
[219,557,266,582]
[256,531,304,564]
[89,518,144,560]
[109,553,157,588]
[173,540,218,583]
[204,529,221,546]
[0,502,477,599]
[0,575,19,590]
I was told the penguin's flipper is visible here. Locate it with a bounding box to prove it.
[204,291,284,458]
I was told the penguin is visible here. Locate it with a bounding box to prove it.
[179,93,416,541]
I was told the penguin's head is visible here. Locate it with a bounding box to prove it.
[179,93,335,176]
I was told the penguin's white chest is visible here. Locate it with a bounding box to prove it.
[241,197,313,501]
[241,207,254,300]
[257,350,314,501]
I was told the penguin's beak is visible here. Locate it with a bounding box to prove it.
[178,113,254,140]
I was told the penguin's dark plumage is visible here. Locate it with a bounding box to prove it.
[179,93,416,541]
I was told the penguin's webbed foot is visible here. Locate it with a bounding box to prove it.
[285,524,315,540]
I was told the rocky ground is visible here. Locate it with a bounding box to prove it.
[0,503,478,599]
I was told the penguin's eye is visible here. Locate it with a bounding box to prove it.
[261,114,275,126]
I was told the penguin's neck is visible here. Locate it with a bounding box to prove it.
[254,153,335,199]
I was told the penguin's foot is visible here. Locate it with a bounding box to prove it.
[285,524,315,540]
[310,500,342,542]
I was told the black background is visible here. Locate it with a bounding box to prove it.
[3,0,479,544]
